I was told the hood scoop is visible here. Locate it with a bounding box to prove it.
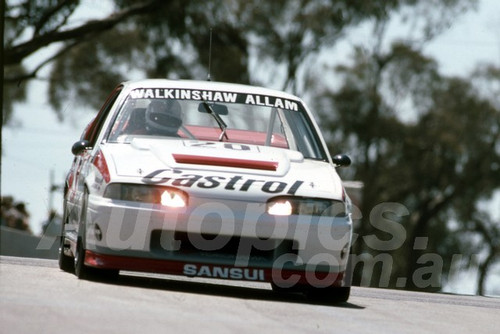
[173,153,279,171]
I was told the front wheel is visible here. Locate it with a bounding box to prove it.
[74,188,92,279]
[58,236,74,273]
[73,189,119,281]
[58,203,74,273]
[74,237,119,280]
[74,237,92,279]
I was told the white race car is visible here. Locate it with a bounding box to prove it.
[59,79,353,303]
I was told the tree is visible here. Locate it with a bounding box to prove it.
[4,0,456,123]
[465,212,500,295]
[313,33,499,292]
[5,0,495,293]
[3,0,166,124]
[44,0,419,114]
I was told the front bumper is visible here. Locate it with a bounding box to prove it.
[84,250,347,288]
[84,194,352,284]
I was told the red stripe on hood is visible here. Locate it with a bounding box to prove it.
[173,154,278,171]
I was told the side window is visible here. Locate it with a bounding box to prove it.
[85,86,123,146]
[282,109,327,160]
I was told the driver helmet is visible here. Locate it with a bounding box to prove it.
[145,100,183,135]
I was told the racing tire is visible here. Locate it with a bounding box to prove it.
[74,237,119,281]
[305,286,351,304]
[58,236,74,273]
[58,202,74,273]
[74,237,92,279]
[74,190,119,281]
[75,188,91,279]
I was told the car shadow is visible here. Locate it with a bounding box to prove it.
[97,271,365,309]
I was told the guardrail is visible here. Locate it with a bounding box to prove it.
[0,226,58,259]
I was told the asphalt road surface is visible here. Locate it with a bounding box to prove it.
[1,256,499,334]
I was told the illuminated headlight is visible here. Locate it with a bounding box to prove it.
[267,200,293,216]
[160,189,187,207]
[266,196,347,217]
[104,183,188,208]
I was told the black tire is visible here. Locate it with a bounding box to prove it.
[74,190,119,281]
[305,286,351,304]
[74,189,92,279]
[74,238,120,281]
[74,237,92,279]
[58,203,74,273]
[58,236,74,273]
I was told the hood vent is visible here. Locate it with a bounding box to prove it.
[173,154,278,171]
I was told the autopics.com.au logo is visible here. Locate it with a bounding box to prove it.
[40,201,470,289]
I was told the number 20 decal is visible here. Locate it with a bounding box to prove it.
[184,141,258,152]
[224,143,251,151]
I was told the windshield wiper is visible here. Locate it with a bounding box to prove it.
[202,100,228,141]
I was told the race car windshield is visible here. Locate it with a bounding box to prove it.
[107,91,327,160]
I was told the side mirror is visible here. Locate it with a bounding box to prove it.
[71,140,91,155]
[332,154,351,167]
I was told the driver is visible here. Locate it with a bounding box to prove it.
[145,99,183,136]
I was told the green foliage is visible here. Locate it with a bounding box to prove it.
[314,39,499,291]
[48,29,143,118]
[5,0,456,116]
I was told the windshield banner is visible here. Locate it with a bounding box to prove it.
[129,88,300,111]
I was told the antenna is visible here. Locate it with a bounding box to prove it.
[207,28,213,81]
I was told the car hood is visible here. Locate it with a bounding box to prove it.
[102,138,344,200]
